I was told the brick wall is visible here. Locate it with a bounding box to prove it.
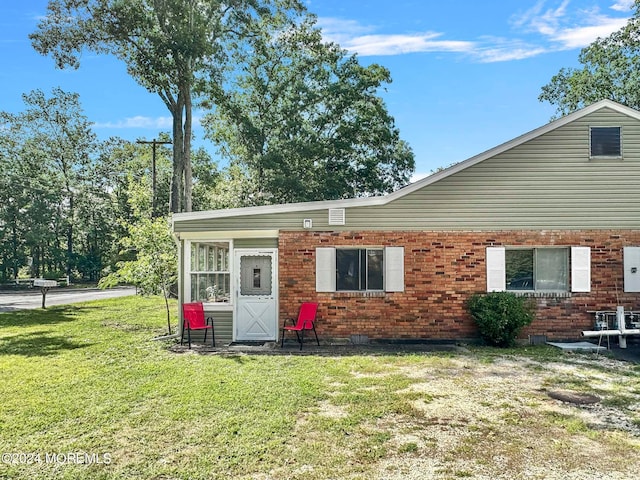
[278,230,640,341]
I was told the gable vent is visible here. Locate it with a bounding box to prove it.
[328,208,345,225]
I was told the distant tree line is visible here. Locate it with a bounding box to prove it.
[0,88,177,282]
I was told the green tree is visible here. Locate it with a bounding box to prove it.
[31,0,305,213]
[201,163,255,209]
[540,1,640,115]
[202,16,414,205]
[190,146,221,211]
[0,88,98,278]
[99,217,177,334]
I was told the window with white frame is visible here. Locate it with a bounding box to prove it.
[189,242,230,302]
[505,248,568,292]
[316,246,404,293]
[590,126,621,158]
[487,246,590,293]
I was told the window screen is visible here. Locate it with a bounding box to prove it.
[336,248,383,291]
[590,127,621,157]
[506,248,568,292]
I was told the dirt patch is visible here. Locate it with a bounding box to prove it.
[315,353,640,479]
[547,390,601,404]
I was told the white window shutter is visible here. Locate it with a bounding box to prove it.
[385,247,404,292]
[316,247,336,292]
[571,247,591,292]
[486,247,506,292]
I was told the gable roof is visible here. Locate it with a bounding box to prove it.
[173,99,640,224]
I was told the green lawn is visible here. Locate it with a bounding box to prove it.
[1,296,639,480]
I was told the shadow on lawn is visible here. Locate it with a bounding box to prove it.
[0,305,87,328]
[0,331,91,357]
[170,342,461,359]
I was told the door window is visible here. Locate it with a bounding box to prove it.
[240,255,272,296]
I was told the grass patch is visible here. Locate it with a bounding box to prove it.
[467,344,565,361]
[545,411,591,434]
[1,297,639,479]
[397,441,418,454]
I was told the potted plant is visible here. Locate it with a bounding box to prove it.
[206,284,224,302]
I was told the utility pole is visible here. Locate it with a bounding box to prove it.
[136,139,172,217]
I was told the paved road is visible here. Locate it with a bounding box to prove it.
[0,286,137,312]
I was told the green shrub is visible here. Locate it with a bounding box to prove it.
[467,292,536,347]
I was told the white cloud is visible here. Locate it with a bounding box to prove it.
[550,16,629,48]
[477,44,548,63]
[342,33,475,56]
[93,115,173,129]
[610,0,635,12]
[316,17,376,45]
[317,17,477,57]
[511,0,570,36]
[512,1,632,50]
[316,1,633,64]
[317,19,540,63]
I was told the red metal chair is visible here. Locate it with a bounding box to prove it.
[280,302,320,350]
[181,302,214,349]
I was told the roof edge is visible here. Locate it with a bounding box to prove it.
[172,195,387,223]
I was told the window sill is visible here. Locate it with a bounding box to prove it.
[333,291,387,298]
[508,291,572,298]
[201,302,233,310]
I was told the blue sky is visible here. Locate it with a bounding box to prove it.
[0,0,635,180]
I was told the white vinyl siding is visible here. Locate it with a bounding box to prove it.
[316,246,404,292]
[571,247,591,293]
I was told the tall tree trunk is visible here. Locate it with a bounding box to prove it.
[32,246,40,277]
[169,85,194,214]
[11,220,18,279]
[170,97,185,213]
[183,83,193,213]
[67,192,74,276]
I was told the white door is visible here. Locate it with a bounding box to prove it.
[234,249,278,341]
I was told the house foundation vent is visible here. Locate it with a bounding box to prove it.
[350,334,369,345]
[528,335,547,346]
